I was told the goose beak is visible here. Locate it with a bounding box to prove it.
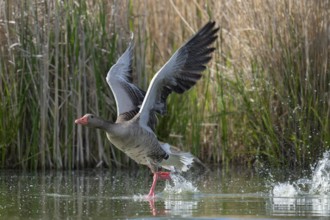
[75,115,88,125]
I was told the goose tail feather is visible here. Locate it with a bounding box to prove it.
[160,143,195,172]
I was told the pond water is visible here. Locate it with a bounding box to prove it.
[1,152,330,219]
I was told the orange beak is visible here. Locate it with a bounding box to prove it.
[75,115,88,125]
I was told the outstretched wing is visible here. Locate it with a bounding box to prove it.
[106,35,157,129]
[138,21,219,129]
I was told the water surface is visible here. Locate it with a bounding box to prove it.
[1,153,330,219]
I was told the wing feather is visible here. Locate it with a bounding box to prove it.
[106,37,145,117]
[106,35,158,129]
[138,21,219,128]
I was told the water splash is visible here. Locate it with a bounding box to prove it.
[272,151,330,196]
[309,151,330,194]
[163,173,199,194]
[272,183,298,197]
[270,151,330,216]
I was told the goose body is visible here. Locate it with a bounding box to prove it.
[105,120,168,169]
[75,21,219,197]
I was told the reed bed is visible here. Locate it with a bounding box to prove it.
[0,0,329,170]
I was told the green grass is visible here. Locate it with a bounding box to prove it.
[0,0,329,170]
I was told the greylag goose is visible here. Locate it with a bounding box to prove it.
[75,21,219,197]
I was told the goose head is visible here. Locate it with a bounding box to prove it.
[75,114,111,130]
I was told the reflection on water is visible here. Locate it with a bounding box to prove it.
[270,196,330,216]
[1,157,330,219]
[164,197,198,217]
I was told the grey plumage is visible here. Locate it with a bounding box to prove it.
[75,21,218,175]
[138,21,219,129]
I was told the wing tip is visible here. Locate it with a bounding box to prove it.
[199,21,219,39]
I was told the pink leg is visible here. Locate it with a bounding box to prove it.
[147,172,171,198]
[147,173,158,198]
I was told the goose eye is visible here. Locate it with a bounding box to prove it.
[90,115,94,119]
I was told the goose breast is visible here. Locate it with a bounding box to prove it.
[106,122,167,166]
